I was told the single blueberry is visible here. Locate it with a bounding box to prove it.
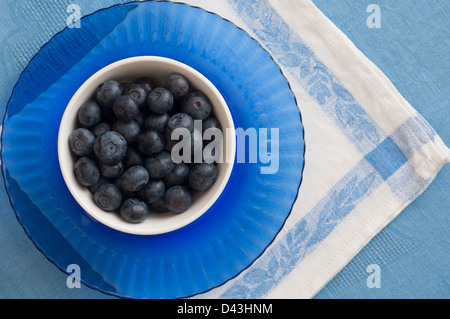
[88,176,111,194]
[144,113,170,133]
[202,116,222,147]
[135,77,155,93]
[94,183,123,211]
[149,197,169,213]
[164,185,192,213]
[120,198,149,223]
[166,112,194,134]
[137,179,165,204]
[123,146,145,169]
[202,116,221,133]
[122,83,148,108]
[165,73,189,100]
[96,80,122,113]
[112,119,141,144]
[163,130,180,153]
[91,122,111,138]
[78,100,102,128]
[147,87,174,114]
[181,91,212,120]
[163,163,189,188]
[119,165,149,192]
[134,107,148,128]
[113,95,139,121]
[112,177,135,200]
[74,156,100,187]
[69,128,95,156]
[188,162,218,191]
[99,161,124,179]
[93,131,128,165]
[136,130,164,156]
[120,83,133,92]
[144,151,175,179]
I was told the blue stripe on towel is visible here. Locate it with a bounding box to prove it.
[365,137,408,180]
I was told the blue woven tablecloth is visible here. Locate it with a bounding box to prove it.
[0,0,448,298]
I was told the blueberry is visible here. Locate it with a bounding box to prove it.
[78,100,102,128]
[202,116,222,147]
[134,107,149,129]
[94,183,122,211]
[93,131,127,164]
[123,146,144,169]
[119,165,149,192]
[144,151,175,179]
[166,112,194,133]
[136,130,164,156]
[112,120,141,144]
[181,92,211,120]
[69,128,95,156]
[144,113,170,133]
[163,130,180,153]
[113,95,139,121]
[88,176,111,194]
[91,122,111,138]
[149,197,169,213]
[99,161,124,178]
[188,162,218,191]
[137,179,165,204]
[112,177,135,200]
[120,198,149,223]
[147,87,174,114]
[96,80,122,113]
[165,73,189,100]
[135,77,155,93]
[164,185,191,213]
[74,156,100,187]
[120,83,133,92]
[202,116,221,134]
[163,163,189,188]
[122,83,147,108]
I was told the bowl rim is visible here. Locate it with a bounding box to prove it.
[58,56,236,235]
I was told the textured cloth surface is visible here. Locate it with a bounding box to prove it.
[0,0,448,298]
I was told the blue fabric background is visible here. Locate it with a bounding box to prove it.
[0,0,448,298]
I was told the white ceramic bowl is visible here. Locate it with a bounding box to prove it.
[58,56,235,235]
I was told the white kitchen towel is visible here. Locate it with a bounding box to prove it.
[180,0,450,298]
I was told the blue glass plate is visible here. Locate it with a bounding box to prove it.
[1,1,304,298]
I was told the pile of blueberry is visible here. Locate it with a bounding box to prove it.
[68,73,221,224]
